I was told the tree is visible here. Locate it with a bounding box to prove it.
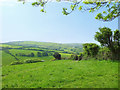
[78,53,83,60]
[53,52,61,60]
[70,54,78,60]
[95,27,120,60]
[31,53,35,57]
[37,52,42,57]
[19,0,120,22]
[94,27,112,47]
[42,51,48,56]
[83,43,100,57]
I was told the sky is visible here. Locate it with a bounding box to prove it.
[0,0,118,44]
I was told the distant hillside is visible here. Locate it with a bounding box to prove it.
[64,43,83,48]
[3,41,82,47]
[1,41,83,55]
[2,41,83,50]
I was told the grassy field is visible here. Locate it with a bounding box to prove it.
[1,42,119,88]
[2,60,118,88]
[2,49,72,66]
[9,49,42,57]
[2,51,16,66]
[2,50,53,65]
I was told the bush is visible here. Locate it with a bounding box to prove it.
[78,53,83,60]
[37,52,42,57]
[70,54,78,60]
[97,47,112,60]
[53,52,61,60]
[83,43,100,57]
[11,61,23,65]
[24,59,44,63]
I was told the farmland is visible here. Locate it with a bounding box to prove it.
[1,41,82,66]
[1,41,119,88]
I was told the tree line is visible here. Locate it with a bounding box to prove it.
[53,27,120,61]
[16,52,53,57]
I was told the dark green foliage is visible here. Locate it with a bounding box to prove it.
[42,51,48,56]
[78,53,83,60]
[11,61,23,65]
[95,27,120,60]
[95,27,112,47]
[53,52,61,60]
[17,52,35,57]
[31,53,34,57]
[37,52,42,57]
[24,59,43,63]
[70,54,78,60]
[96,47,112,60]
[48,52,53,56]
[11,59,44,65]
[83,43,100,57]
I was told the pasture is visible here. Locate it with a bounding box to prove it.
[2,60,118,88]
[1,42,119,88]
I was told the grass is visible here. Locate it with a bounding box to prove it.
[2,51,53,66]
[60,53,72,58]
[1,51,16,66]
[2,49,72,66]
[2,60,118,88]
[9,49,42,57]
[2,49,54,66]
[0,44,22,48]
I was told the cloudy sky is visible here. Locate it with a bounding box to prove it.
[0,0,118,44]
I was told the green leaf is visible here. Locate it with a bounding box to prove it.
[79,6,83,10]
[40,9,44,12]
[103,11,107,14]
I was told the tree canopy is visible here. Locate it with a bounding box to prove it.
[95,27,120,59]
[18,0,120,22]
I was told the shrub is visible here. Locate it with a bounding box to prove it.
[97,47,113,60]
[11,61,23,65]
[24,59,44,63]
[70,54,78,60]
[42,52,48,56]
[78,53,83,60]
[83,43,100,57]
[37,52,42,57]
[31,53,34,57]
[53,52,61,60]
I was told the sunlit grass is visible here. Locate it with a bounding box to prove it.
[2,60,118,88]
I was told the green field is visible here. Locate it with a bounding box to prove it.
[2,51,16,66]
[1,41,119,88]
[2,60,118,88]
[2,49,72,66]
[2,50,54,65]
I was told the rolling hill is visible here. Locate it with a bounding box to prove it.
[1,41,83,66]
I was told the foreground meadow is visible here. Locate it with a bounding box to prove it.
[2,60,118,88]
